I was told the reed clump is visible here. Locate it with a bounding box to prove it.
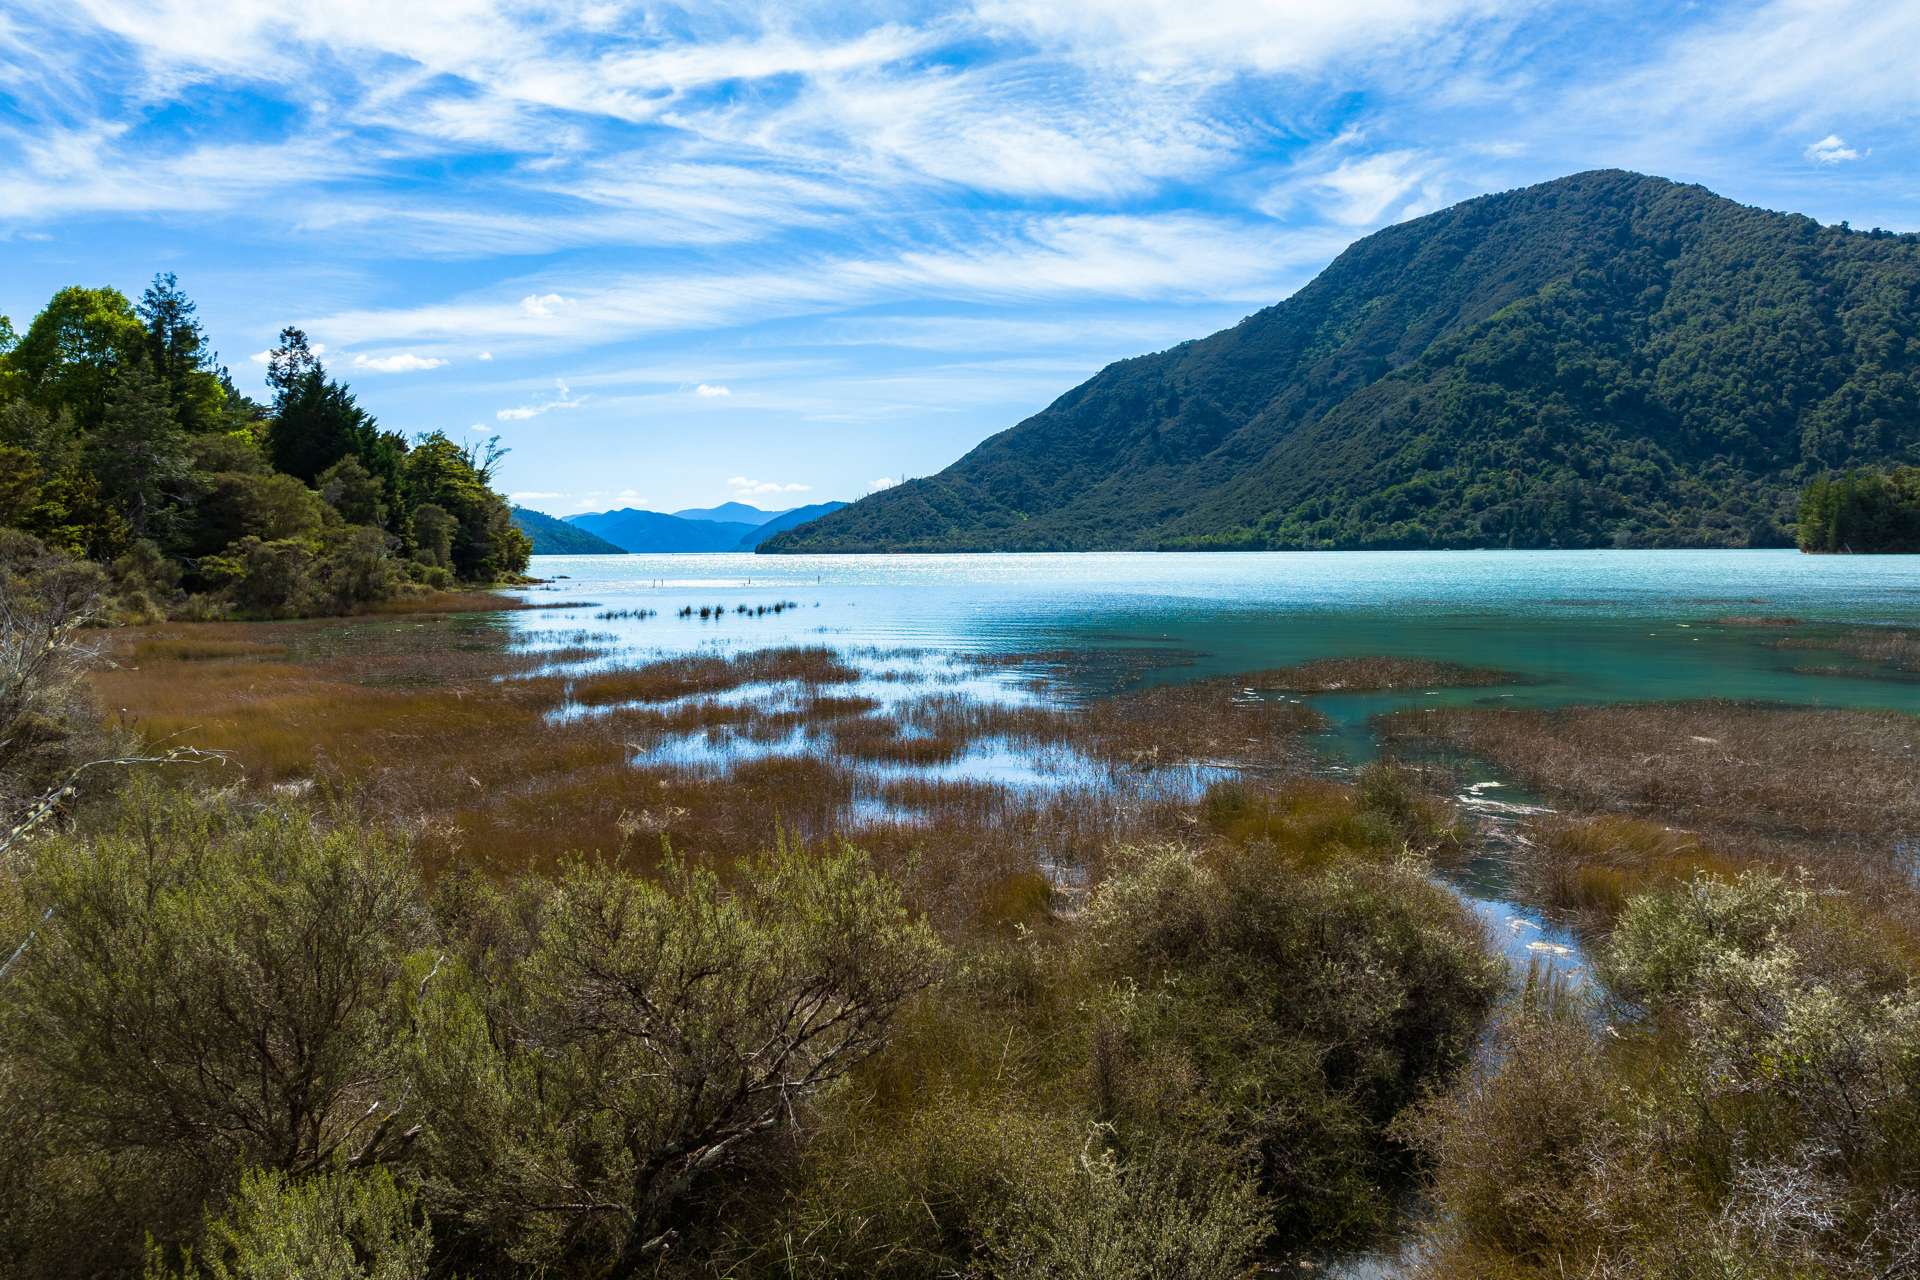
[1518,813,1743,926]
[1243,656,1521,692]
[568,646,860,705]
[1776,624,1920,675]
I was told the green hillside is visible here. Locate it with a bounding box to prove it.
[511,506,627,555]
[766,171,1920,552]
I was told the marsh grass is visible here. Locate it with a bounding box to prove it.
[1381,699,1920,938]
[1775,624,1920,676]
[1518,814,1743,925]
[1241,656,1521,692]
[91,622,1341,926]
[568,646,860,705]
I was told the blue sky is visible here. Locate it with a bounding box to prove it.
[3,1,1917,515]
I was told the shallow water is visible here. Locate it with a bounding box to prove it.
[511,549,1920,1272]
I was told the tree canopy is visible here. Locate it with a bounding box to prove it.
[0,277,528,618]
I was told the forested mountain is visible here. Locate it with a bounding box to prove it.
[511,507,627,554]
[0,276,529,617]
[766,171,1920,552]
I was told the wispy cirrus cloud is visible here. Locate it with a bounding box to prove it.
[496,378,585,422]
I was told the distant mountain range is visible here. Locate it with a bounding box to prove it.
[765,170,1920,553]
[510,507,627,555]
[516,500,850,553]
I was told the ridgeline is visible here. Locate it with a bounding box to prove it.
[766,170,1920,553]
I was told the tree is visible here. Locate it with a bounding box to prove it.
[9,287,149,427]
[410,503,454,570]
[137,274,226,433]
[268,368,381,486]
[317,456,388,529]
[265,326,321,398]
[402,432,530,581]
[88,365,195,546]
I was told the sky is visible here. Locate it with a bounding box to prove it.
[2,1,1917,515]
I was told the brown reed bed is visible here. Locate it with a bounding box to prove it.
[1241,656,1523,692]
[1380,699,1920,937]
[93,617,1344,932]
[567,646,860,705]
[1775,624,1920,676]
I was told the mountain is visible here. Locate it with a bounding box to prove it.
[672,502,792,524]
[736,501,851,548]
[566,508,760,552]
[765,170,1920,553]
[511,507,628,555]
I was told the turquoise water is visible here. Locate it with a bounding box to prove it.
[518,550,1920,730]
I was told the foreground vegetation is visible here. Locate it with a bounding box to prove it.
[0,277,529,621]
[12,532,1920,1277]
[3,537,1508,1278]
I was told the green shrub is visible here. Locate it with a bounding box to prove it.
[981,1143,1268,1280]
[1080,842,1502,1251]
[1416,870,1920,1278]
[146,1166,433,1280]
[408,843,947,1272]
[0,786,426,1266]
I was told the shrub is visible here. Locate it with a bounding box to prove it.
[407,842,947,1272]
[1080,842,1502,1251]
[1416,870,1920,1278]
[981,1143,1269,1280]
[0,786,427,1265]
[146,1166,433,1280]
[0,529,106,833]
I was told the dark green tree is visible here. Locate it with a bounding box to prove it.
[87,366,195,547]
[136,274,225,433]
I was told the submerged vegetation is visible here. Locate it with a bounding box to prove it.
[0,276,529,621]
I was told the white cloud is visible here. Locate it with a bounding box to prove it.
[519,293,570,318]
[1805,134,1863,165]
[317,211,1339,351]
[867,476,900,492]
[477,350,493,361]
[351,351,447,373]
[727,475,813,498]
[694,383,731,397]
[496,377,584,421]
